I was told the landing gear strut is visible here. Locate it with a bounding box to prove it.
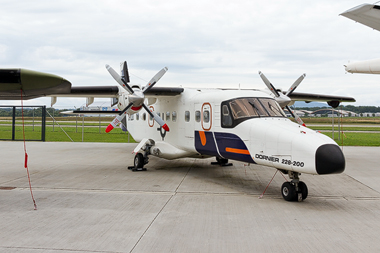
[281,171,308,202]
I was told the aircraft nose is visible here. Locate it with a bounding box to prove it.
[315,144,345,174]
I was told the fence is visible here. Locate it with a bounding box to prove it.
[0,105,46,141]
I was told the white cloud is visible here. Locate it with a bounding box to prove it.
[0,0,379,106]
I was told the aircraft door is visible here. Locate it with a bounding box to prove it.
[201,103,212,131]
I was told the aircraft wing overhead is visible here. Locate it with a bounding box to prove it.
[50,86,120,98]
[0,68,71,100]
[144,87,184,96]
[340,4,380,31]
[53,86,184,98]
[287,92,355,108]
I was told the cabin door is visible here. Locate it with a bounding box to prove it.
[201,103,212,131]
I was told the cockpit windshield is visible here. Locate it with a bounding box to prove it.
[221,97,286,128]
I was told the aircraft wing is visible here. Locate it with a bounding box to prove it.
[0,67,184,100]
[340,4,380,31]
[0,68,71,100]
[287,92,356,108]
[144,87,184,96]
[51,86,120,98]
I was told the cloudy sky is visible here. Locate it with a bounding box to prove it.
[1,0,380,107]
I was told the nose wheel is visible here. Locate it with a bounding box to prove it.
[281,172,308,201]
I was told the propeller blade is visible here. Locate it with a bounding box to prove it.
[285,73,306,96]
[142,104,169,131]
[258,71,280,97]
[106,64,134,94]
[286,105,306,127]
[120,61,130,83]
[105,102,133,133]
[105,113,126,133]
[143,67,168,93]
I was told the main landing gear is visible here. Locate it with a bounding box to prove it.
[281,171,308,202]
[211,157,233,166]
[128,145,152,172]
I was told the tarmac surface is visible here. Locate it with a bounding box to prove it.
[0,141,379,253]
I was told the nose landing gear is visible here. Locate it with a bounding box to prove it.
[281,171,308,202]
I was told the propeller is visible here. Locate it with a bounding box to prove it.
[258,71,306,127]
[105,61,169,133]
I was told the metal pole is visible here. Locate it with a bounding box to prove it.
[82,114,84,142]
[332,108,334,140]
[52,108,55,132]
[99,114,101,133]
[41,106,46,142]
[11,106,15,141]
[76,115,78,133]
[32,108,35,131]
[338,106,341,141]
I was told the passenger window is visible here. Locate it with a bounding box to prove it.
[195,110,201,122]
[166,111,170,121]
[136,113,139,121]
[172,111,177,122]
[142,113,146,121]
[185,111,190,122]
[203,110,210,123]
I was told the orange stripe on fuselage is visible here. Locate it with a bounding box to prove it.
[225,147,250,155]
[199,131,207,146]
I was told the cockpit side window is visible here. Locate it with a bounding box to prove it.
[248,98,269,117]
[221,97,285,128]
[222,105,233,127]
[261,98,286,117]
[229,98,268,119]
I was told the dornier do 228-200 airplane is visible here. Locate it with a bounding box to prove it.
[0,62,355,202]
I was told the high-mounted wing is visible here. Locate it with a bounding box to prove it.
[144,87,184,96]
[287,92,356,108]
[340,4,380,31]
[58,86,119,97]
[0,69,71,100]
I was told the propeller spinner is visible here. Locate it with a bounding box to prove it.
[105,61,169,133]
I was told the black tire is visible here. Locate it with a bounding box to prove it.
[298,181,308,200]
[281,182,296,201]
[216,157,228,165]
[134,153,144,169]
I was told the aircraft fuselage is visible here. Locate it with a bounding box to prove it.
[125,88,345,176]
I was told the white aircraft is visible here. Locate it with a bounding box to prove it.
[341,3,380,74]
[0,63,355,202]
